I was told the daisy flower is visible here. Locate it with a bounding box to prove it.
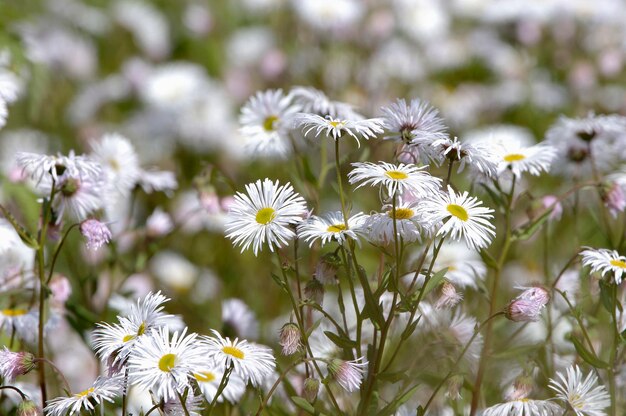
[124,291,176,336]
[91,318,140,367]
[16,150,100,184]
[298,211,367,247]
[327,358,368,392]
[288,86,359,119]
[225,179,308,256]
[365,199,428,245]
[203,330,275,387]
[580,247,626,284]
[416,186,495,250]
[127,327,204,400]
[482,399,562,416]
[239,89,301,159]
[430,137,499,177]
[348,161,441,198]
[380,98,448,145]
[294,113,384,146]
[89,133,141,195]
[193,363,247,403]
[497,140,557,177]
[0,308,39,344]
[221,298,259,340]
[45,375,123,416]
[549,365,610,416]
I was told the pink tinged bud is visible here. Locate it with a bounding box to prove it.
[505,375,534,401]
[435,281,463,309]
[314,253,341,285]
[505,287,550,322]
[327,358,368,392]
[79,219,112,250]
[541,195,563,221]
[17,400,42,416]
[0,348,37,382]
[303,377,320,403]
[602,182,626,218]
[304,278,325,306]
[49,275,72,305]
[279,323,301,356]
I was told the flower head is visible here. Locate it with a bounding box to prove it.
[278,322,301,356]
[581,247,626,284]
[416,186,495,250]
[348,161,441,198]
[482,399,562,416]
[45,375,122,416]
[327,358,368,392]
[365,198,429,245]
[298,211,366,247]
[0,348,36,382]
[225,179,308,256]
[80,219,112,250]
[549,365,610,416]
[497,140,557,177]
[294,113,384,146]
[380,98,448,145]
[203,330,276,387]
[193,364,246,404]
[505,286,550,322]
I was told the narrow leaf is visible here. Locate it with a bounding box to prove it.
[571,336,609,369]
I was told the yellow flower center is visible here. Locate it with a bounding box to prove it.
[263,115,279,131]
[329,120,343,128]
[74,387,95,398]
[504,153,526,162]
[447,204,469,221]
[2,308,27,317]
[158,353,177,372]
[255,207,276,225]
[137,322,146,336]
[327,223,346,233]
[610,259,626,269]
[194,371,217,382]
[222,346,245,360]
[122,334,136,342]
[385,170,408,180]
[388,208,414,220]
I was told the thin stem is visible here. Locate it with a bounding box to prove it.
[334,138,349,228]
[444,159,455,188]
[555,289,597,356]
[36,358,71,394]
[122,367,129,416]
[422,312,505,413]
[46,223,79,284]
[176,389,191,416]
[144,403,162,416]
[0,385,27,400]
[608,283,619,416]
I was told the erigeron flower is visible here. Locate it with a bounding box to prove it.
[225,179,308,256]
[435,281,463,309]
[549,365,610,416]
[326,358,368,392]
[430,136,499,177]
[0,347,37,382]
[203,330,276,387]
[381,98,448,145]
[239,89,301,159]
[288,86,359,119]
[44,375,122,416]
[303,377,320,403]
[581,247,626,284]
[497,140,557,177]
[91,318,140,368]
[482,399,562,416]
[294,113,384,146]
[89,133,141,195]
[16,150,100,184]
[298,211,367,247]
[80,219,112,250]
[127,327,204,400]
[0,308,39,345]
[416,186,495,250]
[16,400,41,416]
[278,322,301,356]
[124,291,176,336]
[193,363,247,404]
[365,199,428,245]
[348,161,441,198]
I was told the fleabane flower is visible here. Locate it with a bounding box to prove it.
[45,375,122,416]
[203,330,275,387]
[482,399,562,416]
[549,365,610,416]
[288,86,359,119]
[89,133,141,195]
[298,211,366,247]
[348,161,441,198]
[416,186,495,250]
[430,137,499,178]
[91,318,140,369]
[239,89,301,159]
[127,327,204,400]
[80,219,112,250]
[497,140,557,177]
[327,358,368,392]
[365,198,429,245]
[380,98,448,145]
[193,363,246,404]
[16,150,100,183]
[225,179,308,256]
[580,247,626,284]
[294,113,384,146]
[123,291,176,336]
[0,347,37,382]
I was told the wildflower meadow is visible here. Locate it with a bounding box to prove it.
[1,1,626,415]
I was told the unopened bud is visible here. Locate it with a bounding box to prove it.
[505,286,550,322]
[314,253,340,285]
[279,323,301,356]
[435,281,463,309]
[17,400,42,416]
[303,377,320,403]
[304,278,324,305]
[601,181,626,218]
[505,375,534,401]
[0,348,37,382]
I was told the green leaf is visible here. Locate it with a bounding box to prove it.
[377,385,420,416]
[598,280,616,313]
[0,204,39,249]
[479,183,505,208]
[323,331,357,349]
[570,336,610,369]
[479,249,498,270]
[420,268,448,298]
[400,316,421,340]
[356,266,385,327]
[511,208,552,241]
[271,273,286,291]
[291,396,321,415]
[376,370,409,383]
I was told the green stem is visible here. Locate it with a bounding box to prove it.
[0,385,27,400]
[608,283,619,416]
[176,389,191,416]
[207,363,233,415]
[46,223,79,284]
[334,138,349,228]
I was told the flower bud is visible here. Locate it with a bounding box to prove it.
[505,286,550,322]
[327,358,368,392]
[303,377,320,403]
[304,278,324,305]
[0,348,37,382]
[435,281,463,309]
[279,323,301,356]
[601,181,626,218]
[80,219,112,250]
[314,253,340,285]
[505,374,534,401]
[17,400,42,416]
